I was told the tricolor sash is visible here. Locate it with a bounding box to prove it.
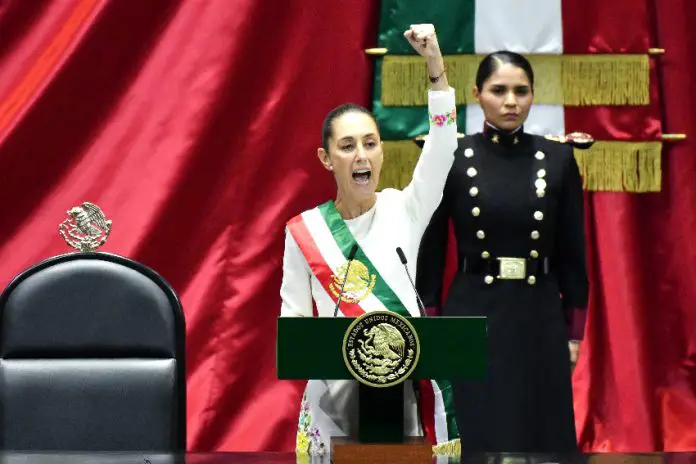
[288,200,459,446]
[287,200,409,317]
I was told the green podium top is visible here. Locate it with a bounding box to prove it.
[277,316,486,381]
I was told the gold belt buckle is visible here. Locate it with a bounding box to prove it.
[497,257,526,280]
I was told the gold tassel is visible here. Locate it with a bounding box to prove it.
[432,438,461,456]
[382,141,662,193]
[378,140,423,191]
[562,54,649,106]
[573,141,662,192]
[381,54,649,107]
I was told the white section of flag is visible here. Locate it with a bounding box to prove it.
[467,0,565,136]
[474,0,564,54]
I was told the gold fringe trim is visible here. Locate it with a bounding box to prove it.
[381,54,649,107]
[574,141,662,192]
[432,438,461,456]
[377,140,422,191]
[380,141,662,193]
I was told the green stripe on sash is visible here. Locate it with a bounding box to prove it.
[434,379,460,440]
[318,200,410,317]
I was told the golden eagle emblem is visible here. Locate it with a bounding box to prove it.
[329,259,376,304]
[358,323,406,374]
[342,311,420,388]
[58,202,112,251]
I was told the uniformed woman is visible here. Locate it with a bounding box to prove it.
[416,50,590,453]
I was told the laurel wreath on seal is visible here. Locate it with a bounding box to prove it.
[348,348,415,384]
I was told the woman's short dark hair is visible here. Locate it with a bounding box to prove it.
[321,103,378,152]
[475,51,535,91]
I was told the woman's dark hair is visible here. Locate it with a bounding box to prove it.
[321,103,378,152]
[475,51,535,91]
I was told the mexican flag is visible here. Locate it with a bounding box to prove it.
[373,0,663,194]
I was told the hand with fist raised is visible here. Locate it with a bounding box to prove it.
[403,24,448,91]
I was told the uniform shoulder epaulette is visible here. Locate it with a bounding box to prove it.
[544,132,594,150]
[412,132,466,148]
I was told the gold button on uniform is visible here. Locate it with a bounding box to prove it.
[472,207,481,217]
[464,148,474,158]
[470,187,479,197]
[530,250,539,258]
[535,151,545,160]
[536,189,545,198]
[527,276,536,285]
[484,275,494,284]
[476,230,485,239]
[481,251,490,258]
[531,230,540,239]
[534,211,544,221]
[537,169,546,178]
[467,167,477,177]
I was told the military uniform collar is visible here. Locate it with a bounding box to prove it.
[483,122,524,146]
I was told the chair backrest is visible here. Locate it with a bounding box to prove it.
[0,252,186,451]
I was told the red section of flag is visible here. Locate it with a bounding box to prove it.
[562,1,651,53]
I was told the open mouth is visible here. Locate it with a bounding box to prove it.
[352,169,372,185]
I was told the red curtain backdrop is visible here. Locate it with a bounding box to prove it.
[568,0,696,453]
[0,0,379,452]
[0,0,695,453]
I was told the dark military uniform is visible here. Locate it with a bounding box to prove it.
[416,125,589,453]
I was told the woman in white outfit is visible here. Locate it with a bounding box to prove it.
[279,24,459,457]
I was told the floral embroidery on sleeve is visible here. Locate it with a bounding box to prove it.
[296,393,326,456]
[429,108,457,127]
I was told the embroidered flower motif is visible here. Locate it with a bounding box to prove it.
[296,393,326,456]
[429,108,457,127]
[295,453,310,464]
[296,431,310,454]
[309,427,325,455]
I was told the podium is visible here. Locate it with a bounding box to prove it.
[277,314,487,463]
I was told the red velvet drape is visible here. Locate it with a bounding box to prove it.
[570,0,696,452]
[1,0,695,453]
[0,0,379,451]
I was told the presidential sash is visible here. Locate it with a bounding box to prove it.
[287,200,409,317]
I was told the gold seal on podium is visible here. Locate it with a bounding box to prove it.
[342,311,420,388]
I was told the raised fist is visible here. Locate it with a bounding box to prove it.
[403,24,441,59]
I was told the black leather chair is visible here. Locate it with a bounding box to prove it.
[0,252,186,452]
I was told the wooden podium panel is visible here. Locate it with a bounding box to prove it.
[331,436,432,464]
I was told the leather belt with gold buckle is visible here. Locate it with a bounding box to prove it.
[497,257,527,280]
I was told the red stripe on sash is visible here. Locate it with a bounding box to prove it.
[418,380,437,445]
[288,215,365,318]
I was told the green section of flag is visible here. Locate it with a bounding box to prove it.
[377,0,476,54]
[373,0,475,139]
[373,60,469,140]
